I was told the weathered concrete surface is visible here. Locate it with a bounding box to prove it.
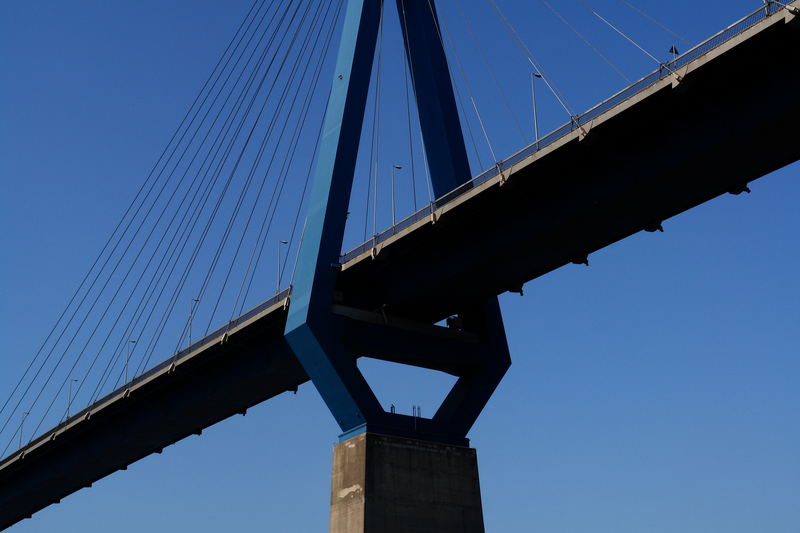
[330,433,484,533]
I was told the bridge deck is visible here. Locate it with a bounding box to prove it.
[337,3,800,321]
[1,3,798,530]
[0,292,305,530]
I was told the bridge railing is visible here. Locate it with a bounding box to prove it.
[1,287,292,465]
[341,2,786,264]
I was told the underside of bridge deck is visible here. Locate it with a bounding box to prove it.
[0,304,305,531]
[338,11,800,323]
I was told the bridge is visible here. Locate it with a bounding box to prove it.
[1,1,798,531]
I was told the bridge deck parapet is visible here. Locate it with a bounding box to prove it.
[340,1,794,265]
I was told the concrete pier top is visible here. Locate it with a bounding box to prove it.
[330,433,485,533]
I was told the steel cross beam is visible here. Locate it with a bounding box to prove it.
[284,0,509,445]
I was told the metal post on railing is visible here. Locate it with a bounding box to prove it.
[19,411,30,450]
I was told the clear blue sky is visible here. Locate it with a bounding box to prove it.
[1,1,798,532]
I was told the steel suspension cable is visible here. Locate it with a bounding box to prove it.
[451,75,485,172]
[41,0,279,397]
[399,3,418,211]
[540,0,631,83]
[22,0,287,438]
[399,0,483,176]
[420,134,434,203]
[133,0,313,369]
[0,0,270,446]
[83,0,286,404]
[91,9,290,401]
[431,1,497,166]
[89,0,299,394]
[363,1,385,242]
[617,0,691,47]
[361,68,378,241]
[135,0,313,374]
[401,60,418,211]
[454,0,528,143]
[275,3,342,293]
[62,0,285,412]
[0,0,271,453]
[58,0,294,408]
[237,4,342,316]
[124,1,302,378]
[182,0,321,347]
[94,6,291,396]
[202,0,336,333]
[484,0,576,119]
[246,1,343,298]
[371,0,385,239]
[576,0,663,67]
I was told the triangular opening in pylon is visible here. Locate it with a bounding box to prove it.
[357,357,457,418]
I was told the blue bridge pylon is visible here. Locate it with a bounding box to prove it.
[284,0,510,445]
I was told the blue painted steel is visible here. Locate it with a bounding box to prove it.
[285,0,384,431]
[285,0,510,443]
[432,299,510,437]
[397,0,511,437]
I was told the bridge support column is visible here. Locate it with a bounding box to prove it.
[330,433,485,533]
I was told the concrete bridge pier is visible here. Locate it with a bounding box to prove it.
[330,433,485,533]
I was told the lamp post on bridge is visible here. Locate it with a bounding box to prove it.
[277,240,288,293]
[125,339,137,383]
[19,411,30,450]
[66,378,79,420]
[391,164,402,228]
[531,72,543,147]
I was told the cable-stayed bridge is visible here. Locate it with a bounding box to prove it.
[1,1,798,531]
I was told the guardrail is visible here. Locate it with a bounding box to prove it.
[1,287,292,465]
[340,2,787,263]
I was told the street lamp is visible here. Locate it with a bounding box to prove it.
[19,411,30,450]
[66,378,79,419]
[277,240,289,292]
[531,73,543,147]
[391,165,402,227]
[125,339,137,383]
